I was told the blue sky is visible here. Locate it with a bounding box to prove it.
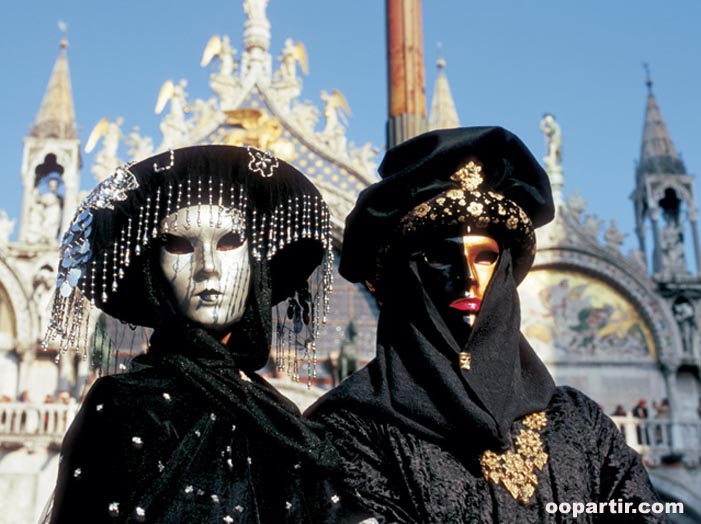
[1,1,699,257]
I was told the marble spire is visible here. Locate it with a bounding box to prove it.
[638,67,686,176]
[428,56,459,130]
[30,34,77,140]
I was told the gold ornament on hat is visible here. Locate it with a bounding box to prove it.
[450,160,484,192]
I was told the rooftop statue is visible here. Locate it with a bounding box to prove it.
[155,79,190,148]
[540,113,562,172]
[86,117,124,182]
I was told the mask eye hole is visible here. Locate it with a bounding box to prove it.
[474,250,499,265]
[162,234,194,254]
[418,239,458,268]
[217,232,244,251]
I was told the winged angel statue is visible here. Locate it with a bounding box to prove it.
[201,34,240,105]
[277,39,308,83]
[319,89,351,153]
[155,79,190,148]
[85,117,123,182]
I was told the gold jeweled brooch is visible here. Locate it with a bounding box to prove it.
[450,160,484,192]
[479,411,548,504]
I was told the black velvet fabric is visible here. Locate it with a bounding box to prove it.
[308,249,555,452]
[312,387,667,523]
[49,202,376,522]
[49,345,373,523]
[49,295,379,524]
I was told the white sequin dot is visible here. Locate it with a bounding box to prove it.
[96,404,104,412]
[157,461,165,473]
[293,463,301,470]
[331,494,340,504]
[223,516,234,524]
[162,392,171,401]
[108,502,120,517]
[234,505,244,513]
[195,430,201,437]
[232,424,236,432]
[226,458,234,469]
[211,494,220,504]
[131,436,143,449]
[285,501,292,510]
[246,457,252,465]
[184,485,194,495]
[134,506,146,522]
[210,413,217,421]
[73,468,82,478]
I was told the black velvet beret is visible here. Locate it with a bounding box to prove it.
[339,126,554,287]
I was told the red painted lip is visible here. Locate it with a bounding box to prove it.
[450,297,481,312]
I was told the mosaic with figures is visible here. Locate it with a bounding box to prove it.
[520,269,656,361]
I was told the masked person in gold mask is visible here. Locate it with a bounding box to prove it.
[306,127,665,523]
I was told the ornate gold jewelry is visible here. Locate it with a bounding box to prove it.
[480,411,548,504]
[450,160,483,191]
[458,352,471,370]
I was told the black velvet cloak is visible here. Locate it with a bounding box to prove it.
[48,251,376,524]
[307,252,665,523]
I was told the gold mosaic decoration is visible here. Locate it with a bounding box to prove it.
[480,411,548,504]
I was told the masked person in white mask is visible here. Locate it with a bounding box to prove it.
[44,146,376,523]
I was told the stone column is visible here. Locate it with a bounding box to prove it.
[687,205,701,275]
[650,207,661,273]
[15,344,36,398]
[661,362,684,456]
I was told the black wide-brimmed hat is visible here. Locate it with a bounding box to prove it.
[46,145,333,354]
[340,126,554,291]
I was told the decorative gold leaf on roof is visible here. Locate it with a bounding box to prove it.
[450,161,483,192]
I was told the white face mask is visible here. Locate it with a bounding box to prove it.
[159,205,251,332]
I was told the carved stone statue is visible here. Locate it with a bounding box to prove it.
[0,210,15,245]
[155,79,190,148]
[566,192,586,221]
[125,126,154,162]
[320,89,351,154]
[276,39,308,84]
[201,35,240,106]
[673,300,696,355]
[659,224,688,274]
[604,220,625,251]
[32,265,55,334]
[26,178,63,244]
[583,214,603,237]
[243,0,270,28]
[540,113,562,172]
[86,117,123,182]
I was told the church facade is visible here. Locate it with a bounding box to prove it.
[0,2,699,522]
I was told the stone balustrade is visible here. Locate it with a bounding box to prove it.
[611,414,701,467]
[1,401,699,466]
[0,402,77,450]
